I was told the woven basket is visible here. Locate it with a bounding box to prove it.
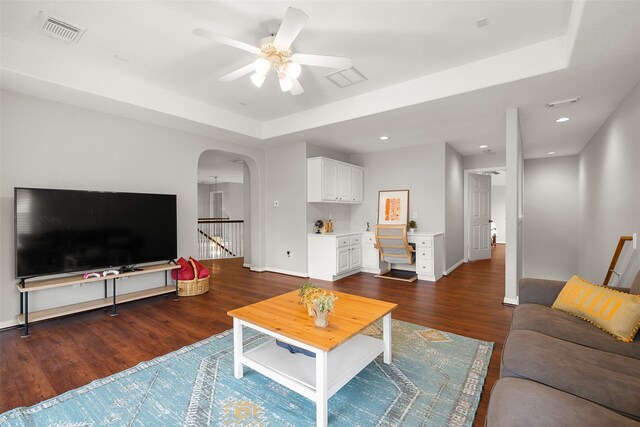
[177,260,210,296]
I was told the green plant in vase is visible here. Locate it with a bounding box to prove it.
[311,292,338,328]
[408,220,417,233]
[299,282,322,316]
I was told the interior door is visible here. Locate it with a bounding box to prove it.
[468,173,492,261]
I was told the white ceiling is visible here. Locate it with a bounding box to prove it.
[2,1,640,160]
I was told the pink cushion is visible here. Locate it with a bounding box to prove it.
[190,257,210,279]
[171,257,195,280]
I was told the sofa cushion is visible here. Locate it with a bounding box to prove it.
[552,275,640,342]
[486,378,640,427]
[512,304,640,359]
[501,330,640,419]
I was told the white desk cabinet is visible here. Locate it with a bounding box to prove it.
[361,232,444,281]
[361,232,388,274]
[411,233,444,282]
[308,233,362,281]
[308,157,363,203]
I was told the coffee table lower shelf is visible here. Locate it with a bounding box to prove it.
[243,334,384,400]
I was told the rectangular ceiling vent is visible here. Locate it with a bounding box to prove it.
[39,13,85,43]
[325,67,367,88]
[546,97,580,108]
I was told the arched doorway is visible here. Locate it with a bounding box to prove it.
[197,150,261,270]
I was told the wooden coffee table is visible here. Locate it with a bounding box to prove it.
[228,290,397,427]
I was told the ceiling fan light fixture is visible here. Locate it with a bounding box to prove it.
[250,72,266,88]
[279,74,293,92]
[254,57,271,75]
[285,62,302,79]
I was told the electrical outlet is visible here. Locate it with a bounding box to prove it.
[412,212,418,219]
[329,213,332,220]
[273,200,279,207]
[286,250,293,259]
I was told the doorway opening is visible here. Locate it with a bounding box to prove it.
[197,152,249,261]
[464,167,506,262]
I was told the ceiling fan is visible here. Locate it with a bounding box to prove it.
[193,7,352,96]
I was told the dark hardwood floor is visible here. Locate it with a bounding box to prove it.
[0,245,512,425]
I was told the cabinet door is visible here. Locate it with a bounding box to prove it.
[321,159,338,201]
[337,247,351,274]
[350,167,363,202]
[350,245,362,268]
[337,163,351,201]
[361,244,377,268]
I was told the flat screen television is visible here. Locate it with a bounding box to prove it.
[15,187,177,279]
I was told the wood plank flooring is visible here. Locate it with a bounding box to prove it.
[0,245,512,426]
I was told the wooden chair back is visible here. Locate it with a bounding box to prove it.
[374,224,415,265]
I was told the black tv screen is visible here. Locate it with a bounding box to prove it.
[15,188,177,279]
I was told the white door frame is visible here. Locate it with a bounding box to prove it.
[464,166,506,262]
[210,190,224,218]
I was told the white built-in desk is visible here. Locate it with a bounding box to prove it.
[308,231,444,282]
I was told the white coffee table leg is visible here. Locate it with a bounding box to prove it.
[383,313,392,364]
[315,350,328,427]
[233,318,244,379]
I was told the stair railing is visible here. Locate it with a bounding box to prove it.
[603,235,634,286]
[197,218,244,260]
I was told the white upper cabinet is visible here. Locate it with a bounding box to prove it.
[307,157,364,203]
[350,166,363,202]
[321,158,338,201]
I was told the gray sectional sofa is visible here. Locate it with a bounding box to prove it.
[486,273,640,426]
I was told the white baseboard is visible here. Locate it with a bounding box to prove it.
[265,267,309,278]
[503,296,519,306]
[0,319,19,330]
[250,267,266,273]
[243,263,251,269]
[444,259,464,276]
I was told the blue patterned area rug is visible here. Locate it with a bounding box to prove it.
[0,320,492,426]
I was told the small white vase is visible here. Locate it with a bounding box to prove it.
[313,309,330,328]
[408,228,416,234]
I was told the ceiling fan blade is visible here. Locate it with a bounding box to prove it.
[219,63,255,82]
[193,28,261,55]
[291,53,351,70]
[273,7,309,51]
[289,78,304,96]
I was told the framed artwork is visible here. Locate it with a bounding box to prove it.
[377,190,409,225]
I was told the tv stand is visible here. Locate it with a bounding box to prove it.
[16,263,181,337]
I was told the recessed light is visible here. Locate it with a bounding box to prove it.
[478,145,489,149]
[555,117,570,123]
[547,151,557,155]
[379,136,389,141]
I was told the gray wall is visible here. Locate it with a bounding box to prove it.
[491,185,506,244]
[578,80,640,285]
[463,151,507,170]
[523,156,579,280]
[350,143,446,234]
[197,183,244,219]
[0,91,266,326]
[265,142,308,275]
[219,182,244,219]
[445,143,464,270]
[243,163,252,266]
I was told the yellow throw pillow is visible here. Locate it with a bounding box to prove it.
[552,275,640,342]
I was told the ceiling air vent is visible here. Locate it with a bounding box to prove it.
[546,97,580,108]
[325,67,367,88]
[39,13,85,43]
